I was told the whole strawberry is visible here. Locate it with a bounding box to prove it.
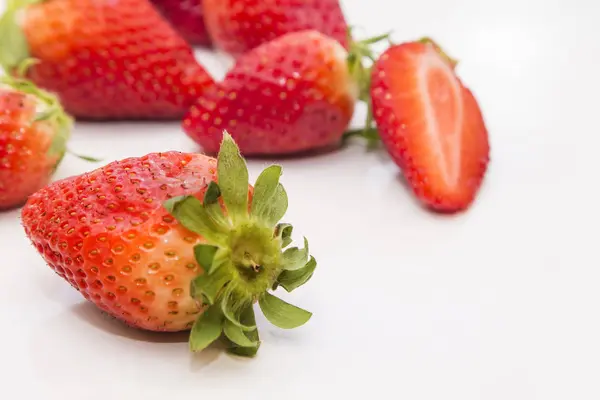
[22,132,316,356]
[369,39,490,212]
[183,30,360,156]
[0,71,72,210]
[0,0,214,120]
[151,0,212,46]
[203,0,349,56]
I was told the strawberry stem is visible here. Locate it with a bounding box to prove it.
[347,29,392,102]
[0,0,43,73]
[164,131,317,357]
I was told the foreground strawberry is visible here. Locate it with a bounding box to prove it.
[22,132,316,356]
[369,39,490,212]
[184,30,368,156]
[0,71,71,210]
[151,0,212,46]
[203,0,349,56]
[0,0,214,120]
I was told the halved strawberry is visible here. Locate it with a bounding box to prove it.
[370,39,490,212]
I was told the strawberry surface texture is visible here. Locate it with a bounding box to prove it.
[151,0,212,46]
[21,133,317,356]
[203,0,349,56]
[184,30,358,156]
[0,0,214,120]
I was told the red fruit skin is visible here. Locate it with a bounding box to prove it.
[370,42,490,212]
[203,0,349,56]
[151,0,212,46]
[21,152,225,332]
[21,0,214,120]
[183,30,357,156]
[0,90,61,210]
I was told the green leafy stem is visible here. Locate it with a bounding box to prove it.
[164,131,317,357]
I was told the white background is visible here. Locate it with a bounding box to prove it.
[1,0,599,399]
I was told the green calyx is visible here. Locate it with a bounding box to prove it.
[164,131,317,357]
[0,59,73,161]
[347,27,393,103]
[344,28,393,148]
[0,0,43,73]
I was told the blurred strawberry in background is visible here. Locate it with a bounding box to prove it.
[203,0,349,57]
[183,30,361,156]
[0,71,73,210]
[0,0,214,120]
[150,0,212,47]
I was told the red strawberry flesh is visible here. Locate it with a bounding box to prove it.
[371,41,489,211]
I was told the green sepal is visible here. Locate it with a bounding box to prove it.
[282,237,309,271]
[164,195,227,243]
[34,109,55,122]
[48,125,70,157]
[250,165,283,224]
[258,292,312,329]
[217,131,249,224]
[343,98,380,149]
[66,149,103,163]
[226,306,261,357]
[163,133,317,356]
[203,181,221,204]
[221,290,256,331]
[194,244,222,274]
[202,182,230,230]
[263,184,288,227]
[190,267,232,306]
[274,223,293,248]
[189,306,224,352]
[277,256,317,292]
[347,29,392,102]
[223,319,259,348]
[0,0,36,73]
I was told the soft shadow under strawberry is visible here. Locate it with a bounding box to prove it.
[195,141,344,161]
[71,302,191,344]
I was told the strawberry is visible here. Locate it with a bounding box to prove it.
[203,0,349,56]
[150,0,212,47]
[0,0,214,120]
[21,131,317,356]
[369,39,490,212]
[0,70,72,210]
[183,30,363,156]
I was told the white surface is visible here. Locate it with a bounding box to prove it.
[1,0,599,399]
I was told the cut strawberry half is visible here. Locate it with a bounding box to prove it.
[370,39,490,212]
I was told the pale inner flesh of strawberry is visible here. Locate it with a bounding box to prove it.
[418,50,463,188]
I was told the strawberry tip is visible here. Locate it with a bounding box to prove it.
[418,37,459,68]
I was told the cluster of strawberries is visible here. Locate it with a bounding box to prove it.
[0,0,490,356]
[0,0,489,212]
